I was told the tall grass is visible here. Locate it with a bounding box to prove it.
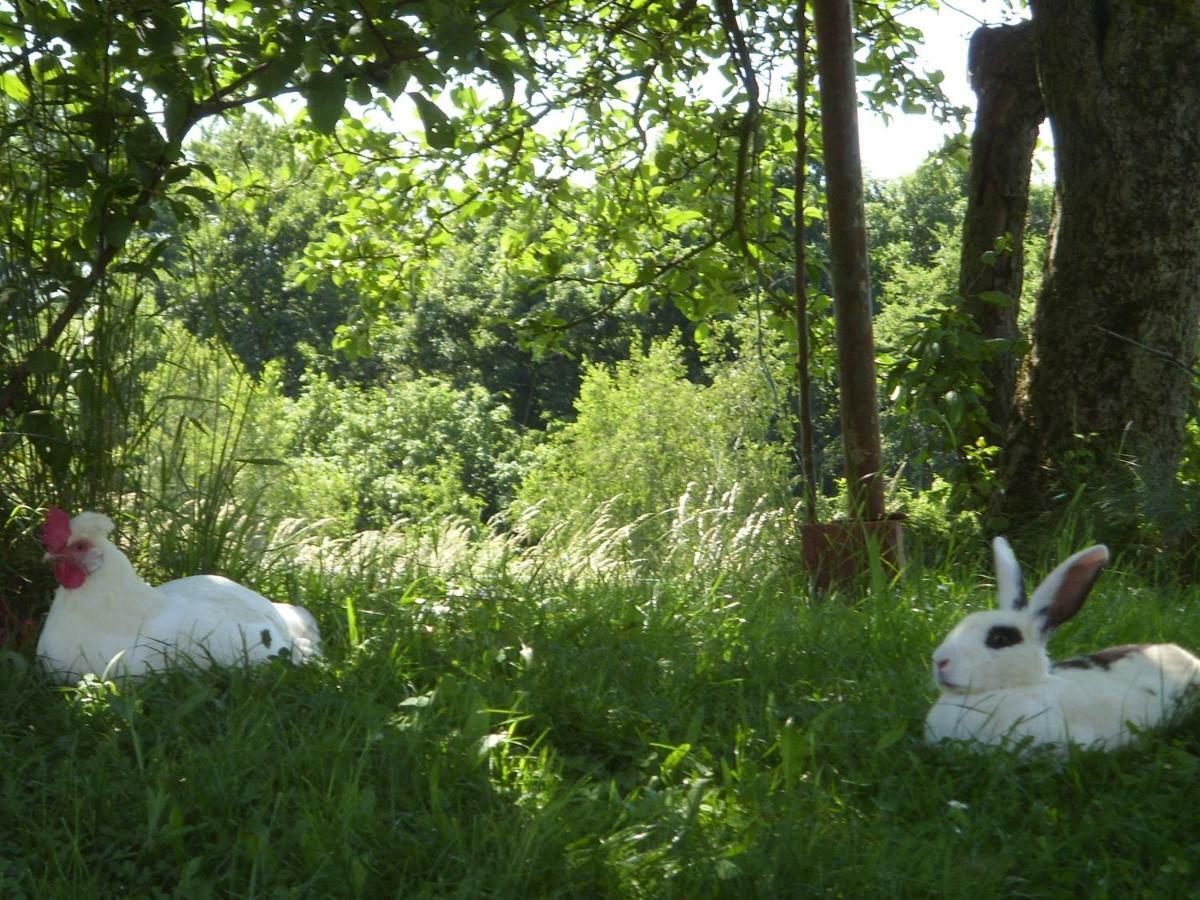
[302,483,798,591]
[129,327,293,581]
[4,518,1200,896]
[0,295,277,628]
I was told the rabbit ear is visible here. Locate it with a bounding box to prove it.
[992,537,1026,611]
[1028,544,1110,640]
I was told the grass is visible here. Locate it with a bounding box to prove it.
[4,538,1200,898]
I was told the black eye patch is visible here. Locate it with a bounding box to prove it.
[985,625,1024,649]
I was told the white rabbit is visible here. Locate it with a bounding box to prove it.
[925,537,1200,750]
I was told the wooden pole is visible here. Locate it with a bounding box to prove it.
[812,0,885,520]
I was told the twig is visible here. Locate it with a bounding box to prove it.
[1094,325,1200,380]
[713,0,761,265]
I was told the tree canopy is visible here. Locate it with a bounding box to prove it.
[10,0,1200,555]
[0,0,953,414]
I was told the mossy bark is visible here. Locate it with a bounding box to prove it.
[958,21,1044,443]
[999,0,1200,521]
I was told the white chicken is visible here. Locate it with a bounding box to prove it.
[36,508,321,683]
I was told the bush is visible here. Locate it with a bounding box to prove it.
[284,372,525,530]
[130,321,294,579]
[512,339,793,553]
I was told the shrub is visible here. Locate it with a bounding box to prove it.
[131,321,294,579]
[284,372,525,530]
[511,339,793,554]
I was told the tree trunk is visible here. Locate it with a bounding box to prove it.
[958,21,1044,442]
[792,1,818,524]
[812,0,885,520]
[1000,1,1200,521]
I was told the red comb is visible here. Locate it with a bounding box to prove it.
[42,507,71,554]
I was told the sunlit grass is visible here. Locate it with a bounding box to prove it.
[4,536,1200,896]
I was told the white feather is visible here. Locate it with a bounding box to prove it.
[36,512,321,683]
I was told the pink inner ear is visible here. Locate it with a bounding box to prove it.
[42,507,72,554]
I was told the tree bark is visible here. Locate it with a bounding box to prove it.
[793,1,818,524]
[813,0,885,520]
[1000,1,1200,522]
[958,21,1044,442]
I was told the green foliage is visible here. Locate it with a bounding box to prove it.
[870,189,1001,510]
[867,157,968,291]
[6,527,1200,896]
[1,271,154,627]
[873,225,963,352]
[371,216,706,427]
[7,0,722,417]
[883,300,1010,506]
[131,321,291,580]
[513,339,793,550]
[290,2,953,355]
[156,115,375,390]
[866,162,1052,517]
[284,372,524,530]
[0,48,157,534]
[1020,181,1054,313]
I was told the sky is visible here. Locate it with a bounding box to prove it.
[278,1,1047,184]
[857,0,1051,181]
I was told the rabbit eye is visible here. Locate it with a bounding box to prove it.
[986,625,1024,649]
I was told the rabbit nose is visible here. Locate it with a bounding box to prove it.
[936,658,949,670]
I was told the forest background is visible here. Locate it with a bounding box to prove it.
[4,1,1200,895]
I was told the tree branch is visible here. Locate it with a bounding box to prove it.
[713,0,761,265]
[1094,326,1200,380]
[546,224,738,332]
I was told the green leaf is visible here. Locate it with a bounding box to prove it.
[978,290,1012,307]
[20,411,70,469]
[177,185,216,206]
[450,85,479,111]
[662,208,703,229]
[349,76,373,106]
[0,71,28,102]
[874,720,908,753]
[304,71,347,135]
[499,229,525,259]
[103,212,133,248]
[26,349,62,375]
[540,249,565,276]
[485,58,516,105]
[164,93,191,140]
[254,56,296,97]
[409,92,456,149]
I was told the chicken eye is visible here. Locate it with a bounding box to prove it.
[985,625,1024,649]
